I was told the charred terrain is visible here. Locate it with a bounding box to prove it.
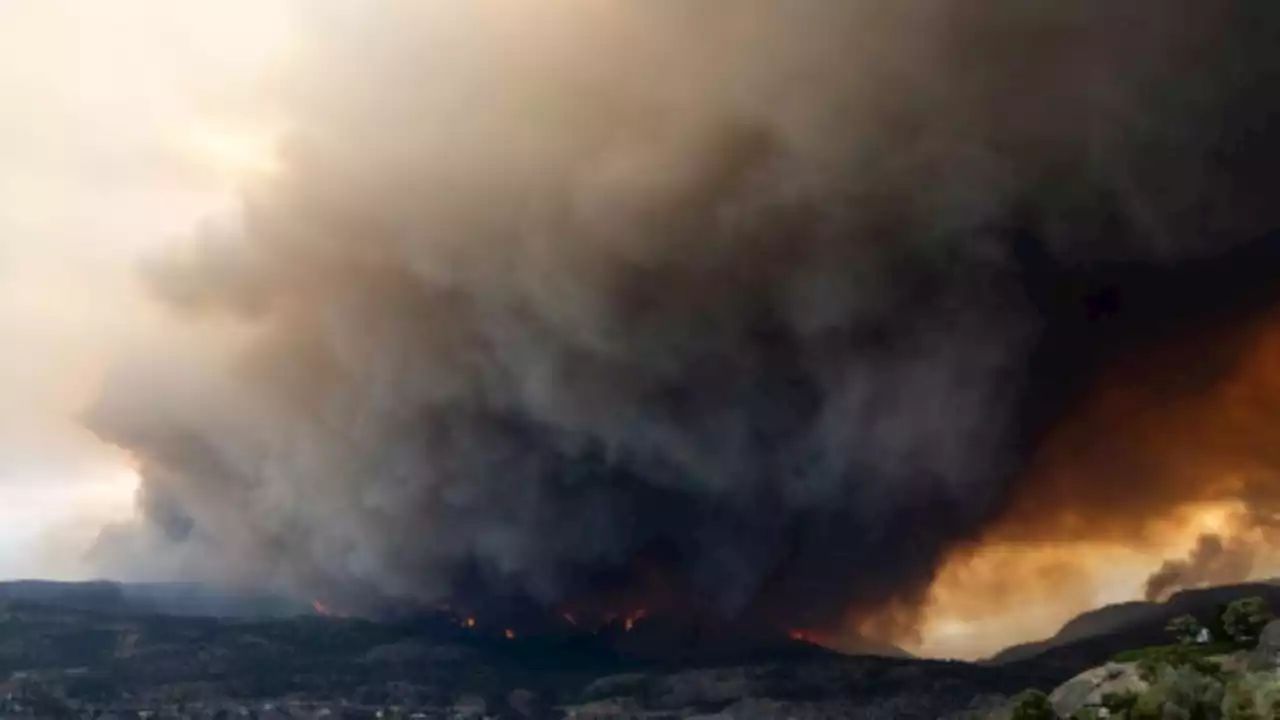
[0,581,1020,719]
[2,580,1279,718]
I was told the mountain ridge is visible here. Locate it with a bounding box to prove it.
[986,579,1280,669]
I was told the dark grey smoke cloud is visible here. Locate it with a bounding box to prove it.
[1144,509,1280,602]
[86,1,1280,632]
[1144,534,1255,602]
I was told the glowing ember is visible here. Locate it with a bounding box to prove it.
[505,629,515,640]
[623,608,647,632]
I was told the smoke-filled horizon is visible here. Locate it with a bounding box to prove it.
[0,1,296,582]
[80,0,1280,657]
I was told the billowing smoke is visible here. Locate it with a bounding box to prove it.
[1142,505,1280,601]
[85,0,1280,639]
[1144,534,1254,602]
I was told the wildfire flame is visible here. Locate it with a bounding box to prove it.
[505,629,515,640]
[312,600,333,617]
[463,616,476,629]
[623,608,647,632]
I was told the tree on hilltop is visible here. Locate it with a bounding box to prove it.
[1166,614,1206,645]
[1223,597,1273,645]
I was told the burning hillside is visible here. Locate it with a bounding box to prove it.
[85,0,1280,656]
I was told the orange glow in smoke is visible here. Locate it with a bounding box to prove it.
[312,600,333,616]
[624,608,647,632]
[911,310,1280,659]
[505,628,515,640]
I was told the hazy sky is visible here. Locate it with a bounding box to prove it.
[0,1,291,578]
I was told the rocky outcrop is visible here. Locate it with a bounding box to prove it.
[1250,619,1280,671]
[1047,662,1148,718]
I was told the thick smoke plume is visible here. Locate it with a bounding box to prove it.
[1144,534,1255,602]
[1140,505,1280,602]
[87,0,1280,639]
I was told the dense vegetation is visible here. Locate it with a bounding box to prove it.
[1010,597,1280,720]
[4,581,1280,718]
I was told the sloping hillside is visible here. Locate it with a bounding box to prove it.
[988,580,1280,673]
[9,579,1280,717]
[0,582,1060,718]
[0,580,305,618]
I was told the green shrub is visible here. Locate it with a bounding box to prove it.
[1010,689,1055,720]
[1166,614,1208,645]
[1222,672,1280,720]
[1153,663,1225,720]
[1127,690,1164,720]
[1223,686,1263,720]
[1107,663,1228,720]
[1222,597,1274,645]
[1101,689,1139,714]
[1128,644,1224,683]
[1114,642,1237,666]
[1101,619,1280,720]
